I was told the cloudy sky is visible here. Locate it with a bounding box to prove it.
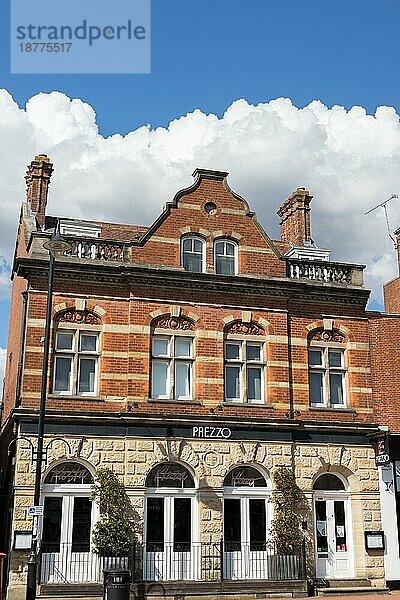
[1,90,400,299]
[1,0,400,387]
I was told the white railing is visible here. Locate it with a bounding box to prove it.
[40,544,129,584]
[65,238,126,261]
[288,259,364,286]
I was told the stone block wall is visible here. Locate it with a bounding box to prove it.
[7,433,384,599]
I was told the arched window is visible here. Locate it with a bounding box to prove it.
[144,463,197,572]
[313,473,346,491]
[224,466,267,488]
[44,461,93,485]
[146,462,195,489]
[53,309,101,396]
[223,466,271,563]
[214,239,237,275]
[181,236,205,273]
[224,320,266,404]
[308,328,347,408]
[150,315,195,401]
[313,472,351,577]
[41,461,94,575]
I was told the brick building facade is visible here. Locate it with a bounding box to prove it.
[367,238,400,585]
[0,155,391,599]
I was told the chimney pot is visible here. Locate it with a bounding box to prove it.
[277,187,313,246]
[25,154,53,229]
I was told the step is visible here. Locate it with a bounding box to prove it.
[38,583,103,597]
[38,597,103,600]
[328,579,371,588]
[316,587,389,596]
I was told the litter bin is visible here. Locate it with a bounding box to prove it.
[103,569,131,600]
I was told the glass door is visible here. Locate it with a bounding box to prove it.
[315,497,352,578]
[144,495,197,581]
[223,497,269,579]
[41,495,93,583]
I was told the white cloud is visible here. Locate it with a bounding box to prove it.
[1,90,400,305]
[0,259,11,300]
[0,347,6,393]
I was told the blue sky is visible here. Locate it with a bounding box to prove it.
[2,0,400,134]
[0,0,399,347]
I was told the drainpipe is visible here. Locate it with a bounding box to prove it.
[15,291,29,408]
[286,309,295,420]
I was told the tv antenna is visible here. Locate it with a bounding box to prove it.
[365,194,399,250]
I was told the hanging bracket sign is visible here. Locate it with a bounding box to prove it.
[373,434,390,467]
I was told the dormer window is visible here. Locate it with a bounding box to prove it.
[181,237,205,273]
[214,240,237,275]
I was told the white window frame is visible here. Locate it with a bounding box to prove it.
[214,239,238,275]
[224,340,265,404]
[151,335,194,401]
[308,345,347,408]
[53,330,100,396]
[181,236,206,273]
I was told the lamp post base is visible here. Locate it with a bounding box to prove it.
[25,550,37,600]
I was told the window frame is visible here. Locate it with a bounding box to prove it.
[224,339,265,404]
[151,334,194,401]
[308,344,347,408]
[181,235,206,273]
[214,239,238,276]
[53,329,100,397]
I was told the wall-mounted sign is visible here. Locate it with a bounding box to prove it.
[28,506,43,517]
[14,530,33,551]
[192,426,231,439]
[365,531,385,550]
[373,435,390,467]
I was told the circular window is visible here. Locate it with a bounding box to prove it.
[204,201,217,215]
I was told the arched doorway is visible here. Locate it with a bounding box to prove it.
[223,465,271,579]
[144,462,198,581]
[313,473,354,579]
[40,461,95,584]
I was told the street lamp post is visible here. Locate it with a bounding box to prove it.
[25,226,71,600]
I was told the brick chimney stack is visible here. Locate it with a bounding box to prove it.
[277,187,313,246]
[25,154,53,229]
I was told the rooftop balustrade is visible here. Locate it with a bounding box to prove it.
[287,258,364,287]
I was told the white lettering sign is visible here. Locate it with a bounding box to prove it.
[192,426,231,439]
[231,470,264,487]
[47,464,90,484]
[155,465,188,485]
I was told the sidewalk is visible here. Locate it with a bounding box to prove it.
[308,593,400,600]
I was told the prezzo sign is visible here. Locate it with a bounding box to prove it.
[192,426,231,439]
[374,435,390,467]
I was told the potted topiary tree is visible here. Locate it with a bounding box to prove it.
[270,467,306,579]
[91,467,133,560]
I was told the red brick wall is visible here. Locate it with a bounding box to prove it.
[130,176,286,277]
[383,278,400,314]
[2,275,27,425]
[369,315,400,432]
[3,167,376,429]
